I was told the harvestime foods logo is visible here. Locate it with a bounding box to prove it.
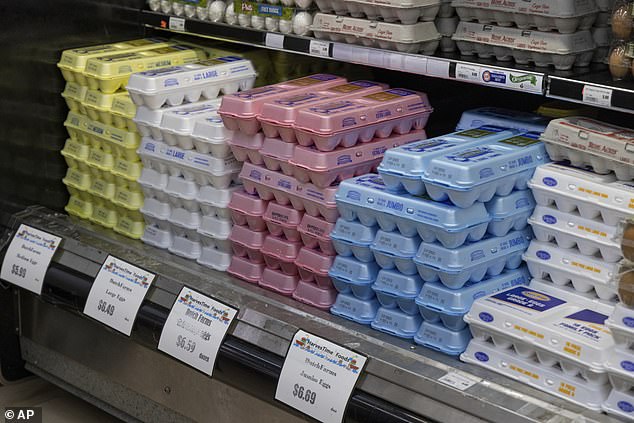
[522,291,551,302]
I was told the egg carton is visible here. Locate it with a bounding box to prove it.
[606,347,634,395]
[414,321,471,355]
[606,303,634,352]
[336,174,494,249]
[592,26,611,62]
[312,14,441,53]
[414,229,532,289]
[261,266,300,296]
[261,234,302,275]
[234,2,314,37]
[263,201,303,241]
[227,255,266,284]
[370,230,421,275]
[64,111,93,145]
[378,125,524,195]
[330,292,380,324]
[61,82,88,113]
[159,102,225,148]
[466,280,615,385]
[190,115,233,157]
[331,218,378,262]
[528,163,634,226]
[297,214,336,255]
[81,90,129,126]
[295,247,335,288]
[239,163,339,222]
[455,107,550,133]
[329,255,380,300]
[452,22,595,70]
[314,0,441,24]
[127,56,257,109]
[228,189,269,231]
[371,306,423,339]
[602,389,634,421]
[421,133,549,208]
[292,281,338,311]
[198,245,233,271]
[416,266,531,331]
[372,269,424,315]
[230,224,268,263]
[111,95,138,133]
[485,189,536,237]
[219,74,347,136]
[461,339,611,411]
[540,117,634,181]
[451,0,598,33]
[436,16,459,52]
[61,139,90,170]
[528,205,622,263]
[141,224,173,250]
[228,131,265,164]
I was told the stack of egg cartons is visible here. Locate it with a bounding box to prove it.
[59,39,206,239]
[219,75,432,310]
[451,0,600,70]
[128,57,258,270]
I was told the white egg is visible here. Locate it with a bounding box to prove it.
[172,1,185,16]
[225,1,238,24]
[196,6,209,19]
[251,15,265,29]
[292,11,312,35]
[208,0,226,21]
[238,13,251,27]
[148,0,161,12]
[184,4,197,18]
[160,0,172,14]
[279,18,292,33]
[265,17,279,31]
[280,0,294,5]
[295,0,312,8]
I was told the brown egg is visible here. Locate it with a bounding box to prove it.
[613,4,634,39]
[622,224,634,261]
[619,268,634,307]
[609,45,632,79]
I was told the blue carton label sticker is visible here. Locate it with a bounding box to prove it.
[565,309,608,325]
[491,287,565,311]
[536,250,551,260]
[542,214,557,224]
[619,401,634,413]
[542,177,557,187]
[623,317,634,328]
[621,360,634,372]
[479,312,494,322]
[475,351,489,362]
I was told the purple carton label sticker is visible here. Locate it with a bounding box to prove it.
[491,287,565,311]
[475,351,489,362]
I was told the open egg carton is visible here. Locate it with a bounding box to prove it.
[314,0,442,24]
[540,117,634,181]
[451,0,599,34]
[464,279,615,410]
[452,22,596,70]
[311,14,441,53]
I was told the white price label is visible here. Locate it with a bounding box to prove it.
[583,85,612,107]
[455,63,481,82]
[83,255,156,336]
[276,330,367,423]
[158,287,237,376]
[265,33,285,49]
[310,40,331,57]
[0,224,61,294]
[169,17,185,31]
[438,372,480,391]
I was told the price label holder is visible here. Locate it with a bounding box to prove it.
[158,287,237,376]
[582,85,612,107]
[276,330,367,423]
[169,17,186,31]
[83,255,156,336]
[0,224,62,294]
[309,40,331,58]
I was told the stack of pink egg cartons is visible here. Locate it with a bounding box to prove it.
[218,74,433,310]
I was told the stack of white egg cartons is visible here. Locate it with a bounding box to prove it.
[461,116,634,414]
[58,39,208,240]
[451,0,601,70]
[591,0,615,62]
[127,56,257,271]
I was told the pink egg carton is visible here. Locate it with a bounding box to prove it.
[292,281,338,310]
[263,202,304,241]
[259,267,299,296]
[297,214,336,255]
[258,80,388,142]
[227,131,265,164]
[260,138,296,176]
[294,88,433,151]
[228,189,269,231]
[218,74,347,135]
[239,163,339,222]
[229,224,267,263]
[295,247,334,289]
[228,255,265,284]
[261,234,302,275]
[289,130,426,188]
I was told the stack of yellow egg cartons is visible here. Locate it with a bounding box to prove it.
[57,39,206,239]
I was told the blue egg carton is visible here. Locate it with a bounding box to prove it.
[330,218,378,262]
[415,266,531,330]
[485,190,535,237]
[372,269,424,315]
[420,132,550,208]
[371,306,423,339]
[336,174,492,249]
[378,125,523,195]
[413,228,532,289]
[370,230,421,275]
[455,107,550,133]
[330,293,380,325]
[413,321,472,356]
[329,255,380,300]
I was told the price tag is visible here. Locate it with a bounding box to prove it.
[169,17,185,31]
[0,224,62,294]
[438,371,480,391]
[158,287,237,376]
[83,255,156,336]
[455,63,481,82]
[276,330,367,423]
[265,33,285,49]
[309,40,331,57]
[583,85,612,107]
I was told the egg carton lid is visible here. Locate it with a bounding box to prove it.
[347,0,440,7]
[161,103,223,135]
[414,320,471,355]
[372,307,422,338]
[192,115,232,142]
[61,82,88,102]
[197,184,242,208]
[452,22,596,55]
[312,14,441,43]
[330,218,378,246]
[89,119,140,149]
[135,98,221,127]
[82,89,128,112]
[330,293,380,324]
[329,255,380,285]
[111,94,136,118]
[373,268,424,298]
[64,111,92,131]
[455,107,550,133]
[485,190,536,221]
[370,229,420,258]
[450,0,598,17]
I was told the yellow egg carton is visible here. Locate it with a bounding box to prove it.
[66,192,93,220]
[110,94,138,132]
[114,208,145,239]
[62,166,91,192]
[87,119,141,162]
[90,196,119,229]
[82,89,128,125]
[64,111,93,144]
[88,174,117,201]
[86,146,115,174]
[83,45,207,94]
[58,38,172,85]
[61,82,88,113]
[61,138,90,171]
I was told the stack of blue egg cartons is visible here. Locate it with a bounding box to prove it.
[330,108,550,356]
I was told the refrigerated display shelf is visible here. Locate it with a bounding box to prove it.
[3,206,619,423]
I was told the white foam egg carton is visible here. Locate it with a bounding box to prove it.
[452,22,595,70]
[127,56,257,109]
[541,117,634,181]
[461,338,611,411]
[602,389,634,421]
[311,14,441,54]
[451,0,598,34]
[160,102,224,149]
[191,115,233,157]
[465,279,616,386]
[606,303,634,352]
[591,26,611,62]
[436,15,459,52]
[529,163,634,227]
[528,205,622,263]
[314,0,441,24]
